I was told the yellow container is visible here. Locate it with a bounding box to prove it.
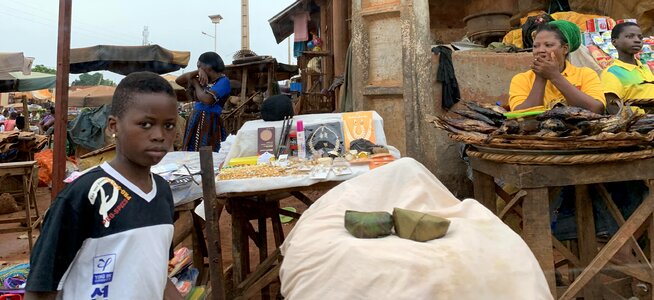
[227,156,259,166]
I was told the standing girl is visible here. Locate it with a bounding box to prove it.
[176,52,231,152]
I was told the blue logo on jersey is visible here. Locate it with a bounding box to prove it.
[91,285,109,299]
[93,254,116,284]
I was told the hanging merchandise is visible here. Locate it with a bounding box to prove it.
[292,11,311,42]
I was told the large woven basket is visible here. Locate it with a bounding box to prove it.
[449,131,654,151]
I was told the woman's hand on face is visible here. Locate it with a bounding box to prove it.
[531,52,561,80]
[197,69,208,86]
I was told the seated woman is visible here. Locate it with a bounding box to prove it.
[601,22,654,113]
[509,20,606,113]
[176,52,231,152]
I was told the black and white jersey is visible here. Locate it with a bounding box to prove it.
[26,162,175,300]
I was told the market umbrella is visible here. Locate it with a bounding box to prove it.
[68,86,116,107]
[0,52,32,74]
[70,45,191,75]
[0,72,56,93]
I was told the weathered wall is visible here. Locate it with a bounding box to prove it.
[453,51,533,106]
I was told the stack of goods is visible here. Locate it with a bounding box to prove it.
[640,36,654,70]
[0,132,48,162]
[0,132,19,161]
[0,263,29,296]
[168,247,205,299]
[430,101,654,161]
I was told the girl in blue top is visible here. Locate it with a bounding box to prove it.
[176,52,231,152]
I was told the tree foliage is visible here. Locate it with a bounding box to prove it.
[31,64,56,74]
[71,72,116,86]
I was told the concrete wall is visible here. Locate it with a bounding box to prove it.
[453,51,533,107]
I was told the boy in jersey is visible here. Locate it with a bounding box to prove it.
[26,72,183,300]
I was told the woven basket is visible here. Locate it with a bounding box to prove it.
[449,131,654,150]
[623,99,654,106]
[467,147,654,165]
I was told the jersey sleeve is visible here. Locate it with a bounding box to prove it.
[580,68,607,107]
[26,185,92,292]
[600,69,626,99]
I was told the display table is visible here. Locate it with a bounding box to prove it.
[225,112,389,163]
[469,154,654,299]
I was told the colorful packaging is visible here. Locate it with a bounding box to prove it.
[586,19,597,32]
[595,18,609,32]
[617,19,637,24]
[582,32,593,46]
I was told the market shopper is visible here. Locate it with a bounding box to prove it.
[25,72,183,300]
[509,20,606,113]
[176,51,231,152]
[601,22,654,113]
[39,107,55,135]
[4,112,17,131]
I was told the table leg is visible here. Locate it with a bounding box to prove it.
[522,187,556,296]
[574,185,601,300]
[257,197,271,300]
[560,187,654,300]
[23,172,33,251]
[231,198,250,285]
[473,170,496,214]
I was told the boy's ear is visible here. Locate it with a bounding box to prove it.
[107,115,118,135]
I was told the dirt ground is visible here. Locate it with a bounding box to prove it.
[0,187,324,276]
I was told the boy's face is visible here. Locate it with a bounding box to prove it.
[614,25,643,55]
[108,92,177,168]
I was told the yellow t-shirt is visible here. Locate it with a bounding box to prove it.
[508,62,606,112]
[600,59,654,100]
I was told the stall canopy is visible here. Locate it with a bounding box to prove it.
[70,45,191,75]
[0,72,56,93]
[268,0,319,44]
[68,85,115,107]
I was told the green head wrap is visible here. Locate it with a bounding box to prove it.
[549,20,581,52]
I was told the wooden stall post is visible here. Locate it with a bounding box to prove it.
[52,0,72,198]
[200,146,226,300]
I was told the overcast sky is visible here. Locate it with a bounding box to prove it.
[0,0,296,83]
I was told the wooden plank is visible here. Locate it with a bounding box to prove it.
[0,161,36,168]
[596,184,652,270]
[52,0,72,197]
[521,187,556,296]
[236,249,281,292]
[498,190,526,220]
[270,202,285,248]
[649,214,654,300]
[230,199,249,285]
[240,68,248,105]
[172,211,193,247]
[278,208,302,219]
[290,191,314,207]
[552,237,581,267]
[604,262,653,283]
[472,170,496,214]
[218,180,341,198]
[199,147,226,300]
[256,196,270,300]
[469,157,654,189]
[574,185,600,300]
[238,263,281,300]
[560,189,654,300]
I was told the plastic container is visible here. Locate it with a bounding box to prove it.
[296,120,306,159]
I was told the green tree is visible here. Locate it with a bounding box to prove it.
[31,64,56,74]
[71,72,116,86]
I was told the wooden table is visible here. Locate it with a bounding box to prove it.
[470,156,654,299]
[0,161,42,251]
[217,181,341,299]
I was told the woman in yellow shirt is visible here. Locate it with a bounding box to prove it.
[509,20,606,113]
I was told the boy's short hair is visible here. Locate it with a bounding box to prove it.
[111,71,176,117]
[611,22,640,40]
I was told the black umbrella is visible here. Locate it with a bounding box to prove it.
[69,44,190,75]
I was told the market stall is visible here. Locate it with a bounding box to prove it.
[192,110,398,298]
[431,101,654,299]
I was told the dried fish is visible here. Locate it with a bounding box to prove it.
[539,119,567,132]
[518,119,541,135]
[494,119,519,135]
[463,101,506,120]
[536,105,605,121]
[474,102,508,115]
[568,121,592,136]
[588,105,642,134]
[433,119,489,138]
[441,116,498,133]
[450,108,495,125]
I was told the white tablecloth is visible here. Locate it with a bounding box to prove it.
[225,112,387,164]
[279,158,552,300]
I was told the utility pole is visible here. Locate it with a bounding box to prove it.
[208,15,223,53]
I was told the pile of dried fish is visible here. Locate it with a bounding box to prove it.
[428,101,653,150]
